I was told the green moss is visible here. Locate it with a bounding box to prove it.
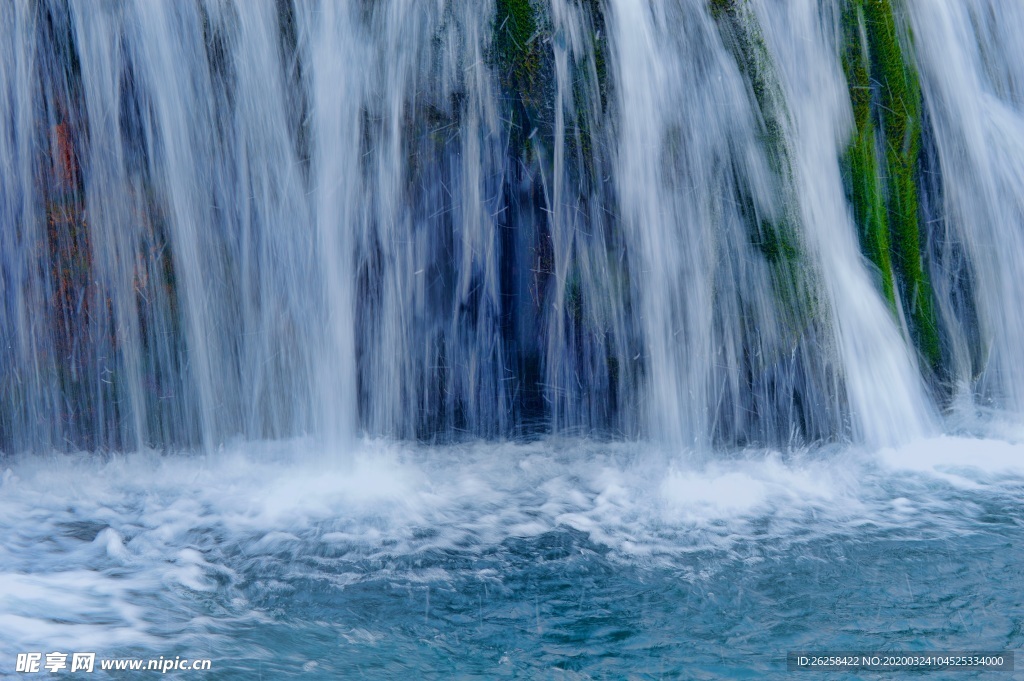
[841,3,896,308]
[709,0,741,20]
[491,0,550,167]
[494,0,541,99]
[841,0,940,369]
[711,0,809,318]
[754,217,799,263]
[714,2,786,175]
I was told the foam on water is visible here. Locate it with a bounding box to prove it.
[3,433,1022,669]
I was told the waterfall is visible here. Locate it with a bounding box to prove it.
[909,0,1024,415]
[0,0,1021,453]
[751,0,935,446]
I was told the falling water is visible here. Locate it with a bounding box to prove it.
[0,0,633,450]
[0,0,1021,451]
[752,0,935,446]
[909,0,1024,415]
[4,1,1024,677]
[605,0,929,449]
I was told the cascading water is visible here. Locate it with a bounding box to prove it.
[752,0,935,446]
[2,0,1024,677]
[909,0,1024,415]
[0,0,638,450]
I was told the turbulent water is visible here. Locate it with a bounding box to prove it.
[3,436,1024,677]
[2,0,1024,677]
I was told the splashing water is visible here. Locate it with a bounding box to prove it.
[2,0,1024,677]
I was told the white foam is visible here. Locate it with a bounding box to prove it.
[878,436,1024,476]
[1,435,1022,657]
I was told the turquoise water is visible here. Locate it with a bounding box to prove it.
[3,435,1022,678]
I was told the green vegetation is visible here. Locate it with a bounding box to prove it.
[842,3,896,308]
[494,0,542,104]
[491,0,607,176]
[841,0,940,369]
[710,1,808,317]
[713,0,786,176]
[491,0,549,178]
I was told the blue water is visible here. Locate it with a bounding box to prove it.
[3,436,1023,678]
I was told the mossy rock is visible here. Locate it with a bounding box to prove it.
[841,0,941,370]
[710,1,811,322]
[841,2,897,307]
[493,0,543,105]
[492,1,606,165]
